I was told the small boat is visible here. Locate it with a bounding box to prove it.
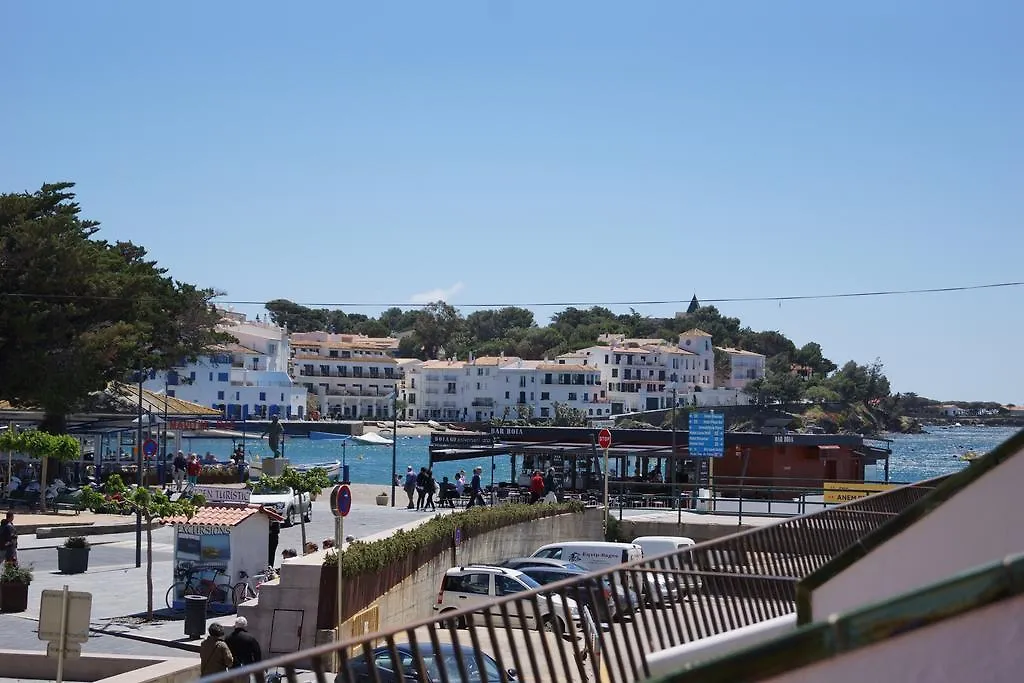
[427,420,446,431]
[309,431,349,441]
[959,450,983,462]
[294,460,342,481]
[351,432,394,446]
[376,422,390,430]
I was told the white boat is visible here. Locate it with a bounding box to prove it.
[294,460,342,481]
[427,420,446,431]
[351,432,394,446]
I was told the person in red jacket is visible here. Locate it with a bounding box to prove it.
[529,470,544,504]
[186,454,203,485]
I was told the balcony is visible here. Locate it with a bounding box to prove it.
[442,374,460,382]
[425,388,440,394]
[471,398,495,407]
[444,389,457,395]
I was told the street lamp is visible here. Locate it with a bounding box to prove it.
[389,390,398,507]
[135,362,145,568]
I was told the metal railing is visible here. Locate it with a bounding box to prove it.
[200,476,947,683]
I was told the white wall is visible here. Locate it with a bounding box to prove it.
[232,515,271,582]
[810,446,1024,621]
[763,594,1024,683]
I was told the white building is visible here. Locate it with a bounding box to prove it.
[289,332,401,419]
[144,313,307,419]
[716,347,767,389]
[402,356,605,422]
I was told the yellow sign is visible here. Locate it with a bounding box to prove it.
[824,482,896,504]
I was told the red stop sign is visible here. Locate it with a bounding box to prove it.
[598,428,612,450]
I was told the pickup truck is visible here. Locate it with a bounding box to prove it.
[249,483,311,527]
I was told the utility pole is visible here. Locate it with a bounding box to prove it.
[135,362,144,568]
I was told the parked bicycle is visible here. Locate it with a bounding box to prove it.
[232,566,278,606]
[164,561,234,611]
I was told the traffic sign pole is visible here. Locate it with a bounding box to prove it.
[598,429,612,538]
[329,483,352,646]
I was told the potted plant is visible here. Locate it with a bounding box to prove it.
[0,563,33,613]
[376,491,389,506]
[57,536,91,574]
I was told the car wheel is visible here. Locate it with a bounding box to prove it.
[304,504,312,523]
[285,507,295,527]
[440,609,465,629]
[541,615,564,635]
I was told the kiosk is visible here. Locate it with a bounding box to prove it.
[163,496,283,612]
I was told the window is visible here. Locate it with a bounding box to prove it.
[535,547,562,559]
[259,392,266,401]
[478,368,484,376]
[569,392,577,401]
[540,407,550,417]
[544,373,552,384]
[612,368,619,378]
[504,391,510,399]
[217,391,225,400]
[217,372,229,382]
[167,390,176,397]
[446,573,490,595]
[496,576,527,596]
[604,355,609,364]
[541,392,550,400]
[209,372,214,381]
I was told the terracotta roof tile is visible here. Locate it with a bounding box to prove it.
[161,503,283,526]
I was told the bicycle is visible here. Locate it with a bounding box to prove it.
[164,561,234,611]
[232,566,278,606]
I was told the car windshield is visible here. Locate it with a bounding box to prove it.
[517,573,541,590]
[251,483,289,495]
[563,562,587,571]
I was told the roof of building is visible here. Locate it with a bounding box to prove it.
[535,363,597,373]
[468,356,508,366]
[717,346,766,358]
[162,502,283,526]
[209,342,261,356]
[680,328,712,337]
[292,353,398,364]
[420,360,467,369]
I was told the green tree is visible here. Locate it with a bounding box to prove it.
[80,474,203,620]
[0,183,227,434]
[550,402,589,427]
[267,466,331,549]
[793,342,837,377]
[0,430,79,512]
[413,301,463,360]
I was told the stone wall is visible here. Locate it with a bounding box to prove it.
[0,651,198,683]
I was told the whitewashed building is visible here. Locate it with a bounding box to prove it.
[144,313,307,419]
[401,356,605,422]
[716,346,767,389]
[289,332,401,419]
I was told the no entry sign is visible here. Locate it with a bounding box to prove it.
[331,484,352,518]
[598,429,612,450]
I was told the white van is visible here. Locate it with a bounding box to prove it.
[531,541,643,572]
[632,536,701,595]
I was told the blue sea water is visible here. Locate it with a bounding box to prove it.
[180,426,1022,487]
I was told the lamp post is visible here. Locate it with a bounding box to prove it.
[135,362,144,569]
[390,390,398,507]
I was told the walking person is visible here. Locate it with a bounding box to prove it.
[403,466,417,509]
[172,450,187,492]
[424,468,437,512]
[415,467,428,511]
[186,454,202,486]
[225,616,262,674]
[0,511,17,566]
[199,623,233,675]
[466,466,485,508]
[529,470,544,504]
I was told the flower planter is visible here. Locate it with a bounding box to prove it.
[57,546,91,574]
[0,581,29,613]
[375,494,389,506]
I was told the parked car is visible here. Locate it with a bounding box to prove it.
[434,565,583,636]
[632,535,702,596]
[516,565,639,623]
[249,482,311,526]
[339,642,516,683]
[499,557,589,572]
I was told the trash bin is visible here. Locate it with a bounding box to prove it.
[184,594,207,639]
[342,464,350,484]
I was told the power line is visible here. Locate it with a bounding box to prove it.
[0,280,1020,308]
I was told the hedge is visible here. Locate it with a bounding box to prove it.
[325,500,584,579]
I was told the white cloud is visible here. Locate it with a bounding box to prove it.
[409,282,465,304]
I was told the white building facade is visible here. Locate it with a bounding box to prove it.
[401,356,605,422]
[289,332,401,419]
[144,313,307,419]
[717,347,767,389]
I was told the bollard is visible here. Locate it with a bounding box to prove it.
[184,594,208,639]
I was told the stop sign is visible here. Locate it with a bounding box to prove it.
[598,428,612,450]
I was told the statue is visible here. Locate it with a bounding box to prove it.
[262,415,285,457]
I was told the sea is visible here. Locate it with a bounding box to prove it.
[177,425,1022,487]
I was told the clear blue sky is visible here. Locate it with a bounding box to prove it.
[2,1,1021,403]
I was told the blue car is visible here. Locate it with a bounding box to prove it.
[340,643,517,683]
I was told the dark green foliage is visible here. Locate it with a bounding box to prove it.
[0,182,228,432]
[324,501,584,579]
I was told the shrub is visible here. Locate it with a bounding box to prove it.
[63,536,89,549]
[324,501,584,579]
[1,563,33,584]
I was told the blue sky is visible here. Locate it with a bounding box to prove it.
[2,1,1021,403]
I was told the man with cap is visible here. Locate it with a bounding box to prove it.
[403,466,417,509]
[172,450,187,492]
[225,616,262,671]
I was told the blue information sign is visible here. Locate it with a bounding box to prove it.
[688,412,725,458]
